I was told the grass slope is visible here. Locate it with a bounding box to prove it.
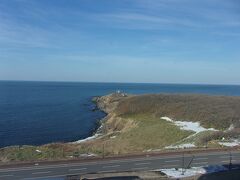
[115,94,240,130]
[84,114,193,154]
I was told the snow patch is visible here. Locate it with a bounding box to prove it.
[218,139,240,147]
[79,153,97,157]
[156,165,228,178]
[227,124,235,131]
[161,117,217,133]
[166,143,196,149]
[73,133,101,143]
[161,116,218,149]
[161,117,172,122]
[73,124,104,144]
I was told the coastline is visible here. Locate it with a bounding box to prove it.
[2,92,240,163]
[72,95,110,144]
[0,95,109,149]
[2,81,240,149]
[72,93,126,143]
[72,124,104,144]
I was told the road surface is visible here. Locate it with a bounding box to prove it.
[0,151,240,180]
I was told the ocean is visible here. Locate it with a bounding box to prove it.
[1,81,240,148]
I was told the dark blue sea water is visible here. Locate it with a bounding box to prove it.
[1,81,240,148]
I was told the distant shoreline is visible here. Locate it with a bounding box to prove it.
[1,80,240,87]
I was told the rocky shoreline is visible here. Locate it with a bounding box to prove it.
[91,92,130,135]
[72,92,129,144]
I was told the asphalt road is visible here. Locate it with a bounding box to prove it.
[0,151,240,180]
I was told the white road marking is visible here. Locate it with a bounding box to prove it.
[0,154,197,172]
[221,160,236,163]
[98,170,117,173]
[102,165,120,168]
[23,174,70,180]
[2,152,240,173]
[0,175,14,177]
[132,167,148,170]
[220,156,237,159]
[135,162,151,166]
[32,171,51,175]
[192,162,208,165]
[165,159,180,163]
[220,156,230,159]
[163,164,178,168]
[69,168,87,171]
[194,157,208,160]
[221,160,230,163]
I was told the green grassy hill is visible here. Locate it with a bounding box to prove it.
[115,94,240,130]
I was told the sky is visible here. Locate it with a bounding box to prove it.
[0,0,240,84]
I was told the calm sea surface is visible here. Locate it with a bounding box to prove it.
[1,81,240,148]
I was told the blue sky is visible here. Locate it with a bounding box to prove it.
[0,0,240,84]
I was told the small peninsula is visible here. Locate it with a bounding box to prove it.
[81,93,240,154]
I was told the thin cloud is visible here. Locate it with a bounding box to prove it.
[0,19,54,49]
[89,0,240,32]
[92,12,203,29]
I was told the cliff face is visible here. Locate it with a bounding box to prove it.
[94,93,131,134]
[94,93,129,114]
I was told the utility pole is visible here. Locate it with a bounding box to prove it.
[229,150,232,170]
[102,143,105,159]
[181,152,185,175]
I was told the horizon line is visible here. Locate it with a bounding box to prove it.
[0,79,240,86]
